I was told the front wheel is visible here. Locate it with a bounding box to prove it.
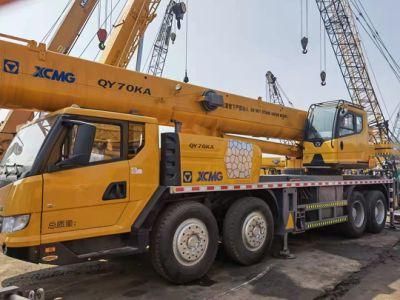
[223,197,274,265]
[150,201,219,284]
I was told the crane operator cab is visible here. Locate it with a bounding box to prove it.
[303,100,372,171]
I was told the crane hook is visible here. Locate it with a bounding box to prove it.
[170,32,177,44]
[301,36,309,54]
[183,70,189,83]
[320,70,327,86]
[97,29,108,50]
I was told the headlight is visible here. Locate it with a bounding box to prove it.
[1,215,30,233]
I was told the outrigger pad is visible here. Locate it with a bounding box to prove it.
[271,234,296,260]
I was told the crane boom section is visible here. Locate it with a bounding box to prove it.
[99,0,161,68]
[148,0,181,76]
[0,36,307,141]
[48,0,99,54]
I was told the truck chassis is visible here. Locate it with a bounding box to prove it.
[3,174,397,284]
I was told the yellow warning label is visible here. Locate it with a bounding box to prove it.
[286,212,294,230]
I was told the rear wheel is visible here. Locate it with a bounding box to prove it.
[366,190,387,233]
[342,191,367,238]
[150,201,219,284]
[223,197,274,265]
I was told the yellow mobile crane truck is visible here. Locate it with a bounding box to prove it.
[0,35,398,284]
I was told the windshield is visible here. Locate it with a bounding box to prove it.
[305,105,337,141]
[1,117,55,177]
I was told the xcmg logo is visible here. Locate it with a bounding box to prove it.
[197,171,223,182]
[33,66,76,83]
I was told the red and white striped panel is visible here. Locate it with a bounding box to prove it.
[170,179,393,194]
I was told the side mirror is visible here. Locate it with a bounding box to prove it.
[54,121,96,170]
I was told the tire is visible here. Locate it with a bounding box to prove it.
[150,201,218,284]
[342,191,367,238]
[366,190,387,234]
[223,197,274,265]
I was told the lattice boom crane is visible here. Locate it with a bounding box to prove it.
[315,0,390,145]
[147,0,186,76]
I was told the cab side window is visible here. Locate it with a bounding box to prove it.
[339,113,355,137]
[356,115,363,133]
[128,123,145,159]
[338,112,363,137]
[60,122,122,164]
[90,123,122,162]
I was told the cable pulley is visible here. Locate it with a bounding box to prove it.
[172,2,186,30]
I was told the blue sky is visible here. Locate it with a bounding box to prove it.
[0,0,399,127]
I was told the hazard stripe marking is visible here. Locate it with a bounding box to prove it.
[306,216,348,229]
[170,179,393,194]
[305,200,348,210]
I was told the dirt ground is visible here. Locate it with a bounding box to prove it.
[1,226,400,300]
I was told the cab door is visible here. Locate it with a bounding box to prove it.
[336,110,369,167]
[41,118,130,237]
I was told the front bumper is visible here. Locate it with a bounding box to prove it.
[1,243,40,263]
[1,243,78,265]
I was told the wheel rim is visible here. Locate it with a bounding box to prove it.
[173,218,209,266]
[374,199,385,225]
[351,201,365,228]
[241,211,267,252]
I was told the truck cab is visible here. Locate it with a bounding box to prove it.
[0,105,263,268]
[303,100,371,170]
[0,107,159,262]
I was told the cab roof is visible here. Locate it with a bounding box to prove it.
[313,100,364,111]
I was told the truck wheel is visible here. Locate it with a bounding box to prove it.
[223,197,274,265]
[343,191,367,238]
[150,201,218,284]
[366,190,387,233]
